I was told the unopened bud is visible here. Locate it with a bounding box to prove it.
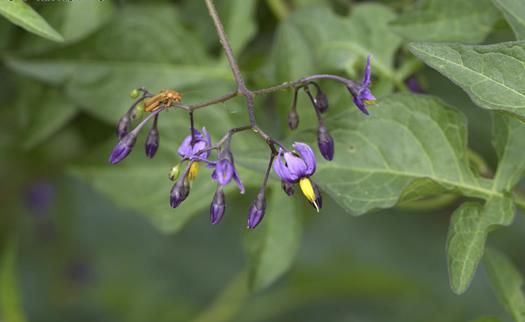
[315,90,329,113]
[131,102,145,120]
[317,125,334,161]
[281,180,295,196]
[144,126,159,158]
[247,192,266,229]
[169,164,181,181]
[108,132,137,165]
[288,110,299,130]
[311,181,322,210]
[130,88,140,99]
[170,178,190,208]
[116,114,131,139]
[210,187,226,225]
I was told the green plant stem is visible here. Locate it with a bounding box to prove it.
[513,190,525,211]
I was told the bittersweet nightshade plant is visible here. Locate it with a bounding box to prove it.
[107,0,375,229]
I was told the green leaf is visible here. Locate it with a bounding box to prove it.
[409,41,525,120]
[0,240,26,322]
[315,94,500,215]
[21,87,78,149]
[484,248,525,322]
[0,0,63,42]
[470,318,502,322]
[446,197,515,294]
[217,0,257,55]
[270,4,401,81]
[492,0,525,40]
[390,0,500,44]
[492,114,525,191]
[244,186,302,291]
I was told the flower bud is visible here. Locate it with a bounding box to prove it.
[281,180,295,196]
[210,187,226,225]
[108,132,137,165]
[144,126,159,158]
[315,90,329,113]
[116,114,131,139]
[317,125,334,161]
[170,178,190,208]
[169,164,181,181]
[288,110,299,130]
[131,102,145,120]
[130,88,140,99]
[247,192,266,229]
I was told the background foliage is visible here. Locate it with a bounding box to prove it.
[0,0,524,321]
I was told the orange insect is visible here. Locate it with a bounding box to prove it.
[143,89,182,112]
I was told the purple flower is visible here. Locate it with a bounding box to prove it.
[406,76,425,94]
[273,142,322,211]
[349,55,376,115]
[210,188,226,224]
[177,127,212,159]
[170,176,190,208]
[211,151,245,193]
[247,192,266,229]
[273,143,316,183]
[317,125,334,161]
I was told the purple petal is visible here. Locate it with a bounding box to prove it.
[363,55,372,87]
[215,159,234,186]
[273,151,298,182]
[360,88,376,102]
[232,167,245,194]
[293,142,316,175]
[283,152,307,178]
[352,96,369,115]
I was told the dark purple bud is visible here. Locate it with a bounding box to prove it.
[116,114,131,139]
[406,76,424,94]
[210,187,226,225]
[144,126,159,158]
[288,110,299,130]
[247,192,266,229]
[108,132,137,165]
[312,181,323,210]
[170,178,190,208]
[317,125,334,161]
[315,90,329,113]
[281,180,295,196]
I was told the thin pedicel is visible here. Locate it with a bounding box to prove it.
[108,0,376,228]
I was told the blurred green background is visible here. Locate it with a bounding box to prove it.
[0,0,524,321]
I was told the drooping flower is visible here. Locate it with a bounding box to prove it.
[348,55,376,115]
[177,127,212,181]
[273,142,322,211]
[211,151,245,193]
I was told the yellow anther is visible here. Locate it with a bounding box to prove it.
[364,100,375,106]
[299,177,319,212]
[187,162,200,181]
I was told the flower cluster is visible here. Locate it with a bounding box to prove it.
[108,56,375,229]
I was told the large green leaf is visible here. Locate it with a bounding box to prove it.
[270,4,401,82]
[484,248,525,322]
[244,187,302,291]
[0,0,63,42]
[315,94,500,215]
[492,114,525,192]
[409,41,525,120]
[446,197,515,294]
[390,0,500,44]
[492,0,525,40]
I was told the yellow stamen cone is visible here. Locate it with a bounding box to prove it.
[188,162,200,181]
[299,177,319,212]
